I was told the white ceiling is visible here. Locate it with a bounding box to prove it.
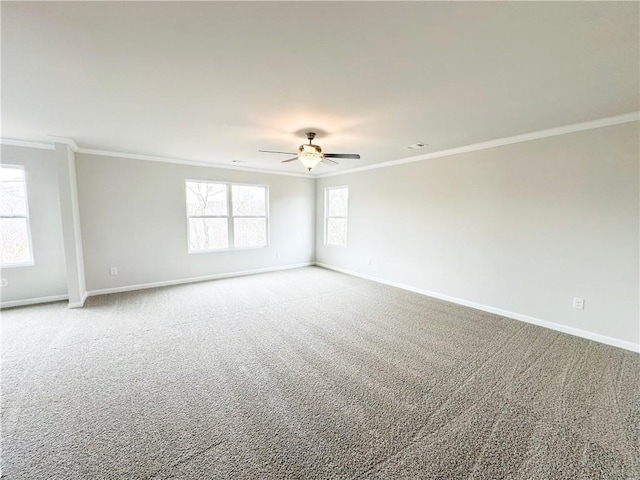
[2,1,638,175]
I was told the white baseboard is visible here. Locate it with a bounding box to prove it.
[68,291,88,309]
[1,294,69,309]
[315,263,640,354]
[86,262,315,297]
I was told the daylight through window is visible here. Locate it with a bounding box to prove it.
[325,186,348,247]
[0,165,33,266]
[186,181,268,252]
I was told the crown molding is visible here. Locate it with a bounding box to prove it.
[316,111,640,178]
[76,147,314,178]
[1,137,313,178]
[4,111,637,178]
[0,138,55,150]
[48,135,79,151]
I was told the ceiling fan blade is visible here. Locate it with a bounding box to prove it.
[281,157,299,163]
[258,150,297,155]
[321,158,339,165]
[323,153,361,159]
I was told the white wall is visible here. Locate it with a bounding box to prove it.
[316,122,640,347]
[0,145,67,305]
[75,154,315,292]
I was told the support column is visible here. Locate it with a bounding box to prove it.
[55,143,87,307]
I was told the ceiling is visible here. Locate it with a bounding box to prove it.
[2,1,638,175]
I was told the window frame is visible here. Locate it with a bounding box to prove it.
[0,164,34,267]
[230,182,270,250]
[324,185,349,248]
[185,179,269,253]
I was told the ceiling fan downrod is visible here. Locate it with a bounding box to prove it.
[306,132,316,144]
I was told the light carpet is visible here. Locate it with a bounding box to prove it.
[1,266,638,479]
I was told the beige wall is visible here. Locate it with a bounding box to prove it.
[75,154,315,292]
[316,122,639,346]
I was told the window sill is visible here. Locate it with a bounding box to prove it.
[188,245,269,254]
[1,261,35,268]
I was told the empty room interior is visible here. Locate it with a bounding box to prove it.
[1,2,639,479]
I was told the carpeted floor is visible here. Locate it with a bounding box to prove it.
[1,266,639,479]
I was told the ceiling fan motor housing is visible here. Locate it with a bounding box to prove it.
[299,143,322,155]
[299,132,321,155]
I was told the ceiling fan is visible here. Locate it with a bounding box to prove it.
[259,132,361,171]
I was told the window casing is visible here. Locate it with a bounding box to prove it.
[186,180,268,252]
[0,165,34,266]
[324,186,348,247]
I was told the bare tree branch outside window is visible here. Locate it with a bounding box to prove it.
[186,181,268,252]
[325,186,348,247]
[0,165,33,265]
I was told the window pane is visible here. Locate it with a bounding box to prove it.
[232,185,266,217]
[234,218,266,248]
[0,167,27,216]
[0,217,32,264]
[327,218,347,246]
[189,218,228,251]
[186,182,227,216]
[328,187,348,217]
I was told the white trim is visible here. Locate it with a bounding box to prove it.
[68,291,88,309]
[86,262,314,297]
[76,148,313,178]
[316,111,640,178]
[3,112,637,178]
[1,294,68,309]
[1,138,312,178]
[48,136,79,152]
[0,261,34,268]
[315,263,640,353]
[0,139,55,151]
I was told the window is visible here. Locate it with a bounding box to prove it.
[0,165,33,266]
[186,181,268,252]
[231,185,268,248]
[325,186,348,247]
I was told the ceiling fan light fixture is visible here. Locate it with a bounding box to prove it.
[298,143,323,171]
[259,131,359,171]
[298,152,323,171]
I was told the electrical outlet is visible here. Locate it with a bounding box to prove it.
[275,251,280,258]
[110,267,118,276]
[367,258,372,266]
[573,297,585,310]
[0,278,7,287]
